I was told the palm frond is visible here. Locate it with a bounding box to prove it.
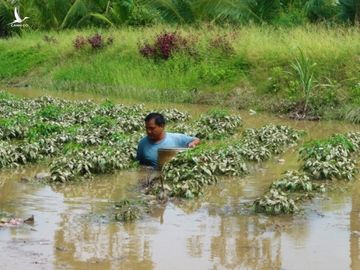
[0,0,14,37]
[107,0,134,24]
[60,0,88,29]
[77,12,114,27]
[146,0,191,23]
[338,0,356,23]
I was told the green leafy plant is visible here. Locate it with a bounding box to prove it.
[36,105,63,120]
[195,108,242,140]
[159,108,190,122]
[50,138,138,182]
[254,189,298,215]
[271,170,325,192]
[27,122,62,140]
[243,124,302,154]
[299,134,358,180]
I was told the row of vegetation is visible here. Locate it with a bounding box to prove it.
[1,0,360,37]
[254,132,360,215]
[146,124,302,198]
[0,91,190,173]
[0,91,248,183]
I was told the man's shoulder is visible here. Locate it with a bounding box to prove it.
[166,132,186,138]
[138,136,149,146]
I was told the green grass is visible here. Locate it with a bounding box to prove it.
[0,25,360,117]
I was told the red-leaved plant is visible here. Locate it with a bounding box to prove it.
[139,32,194,60]
[73,34,114,50]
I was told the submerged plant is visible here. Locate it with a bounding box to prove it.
[114,199,149,222]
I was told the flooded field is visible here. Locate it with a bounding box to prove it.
[1,88,360,270]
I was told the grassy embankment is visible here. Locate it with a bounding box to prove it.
[0,25,359,121]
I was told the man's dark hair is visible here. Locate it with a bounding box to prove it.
[145,113,166,126]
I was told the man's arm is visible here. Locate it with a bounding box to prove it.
[136,141,144,164]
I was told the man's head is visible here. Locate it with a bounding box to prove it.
[144,113,166,142]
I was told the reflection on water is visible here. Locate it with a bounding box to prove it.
[351,183,360,270]
[0,88,360,269]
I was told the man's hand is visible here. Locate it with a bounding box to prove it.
[188,138,200,148]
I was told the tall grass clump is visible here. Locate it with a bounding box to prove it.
[291,49,317,115]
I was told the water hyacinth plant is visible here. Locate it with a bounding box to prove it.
[0,141,44,168]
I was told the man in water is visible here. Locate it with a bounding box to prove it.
[136,112,200,168]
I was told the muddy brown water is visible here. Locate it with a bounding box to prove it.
[1,87,360,270]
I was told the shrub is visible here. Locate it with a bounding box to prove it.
[88,33,104,49]
[345,107,360,124]
[139,32,194,60]
[74,36,87,50]
[73,34,114,50]
[209,35,235,55]
[198,64,236,85]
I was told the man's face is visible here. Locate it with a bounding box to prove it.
[145,119,164,141]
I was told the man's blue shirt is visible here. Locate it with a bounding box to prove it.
[136,132,195,167]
